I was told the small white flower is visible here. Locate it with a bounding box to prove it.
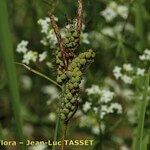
[123,63,133,72]
[121,75,133,84]
[92,125,100,135]
[100,89,114,103]
[101,7,117,22]
[39,51,47,62]
[38,17,50,34]
[136,68,145,76]
[83,102,92,112]
[93,107,98,113]
[120,74,130,83]
[46,62,53,68]
[81,33,90,44]
[48,112,56,122]
[22,51,38,64]
[20,75,32,90]
[109,103,122,114]
[113,66,122,79]
[16,40,28,53]
[40,38,48,46]
[101,27,114,37]
[86,85,101,95]
[139,49,150,61]
[42,85,59,101]
[117,5,128,19]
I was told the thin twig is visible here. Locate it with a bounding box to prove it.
[15,62,62,89]
[76,0,83,35]
[48,12,68,70]
[61,121,68,150]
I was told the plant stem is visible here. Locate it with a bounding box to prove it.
[52,113,61,150]
[134,70,150,150]
[61,121,68,150]
[134,0,146,50]
[0,0,25,149]
[77,0,83,35]
[15,62,62,89]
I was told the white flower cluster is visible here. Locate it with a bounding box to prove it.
[16,40,47,64]
[100,102,122,119]
[38,17,57,47]
[113,64,145,84]
[85,85,122,119]
[139,49,150,61]
[101,22,134,37]
[16,40,28,53]
[38,17,90,47]
[75,110,105,135]
[101,1,128,22]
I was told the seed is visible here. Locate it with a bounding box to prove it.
[71,98,76,103]
[57,77,62,83]
[68,83,74,90]
[80,59,86,65]
[66,93,73,99]
[71,106,75,111]
[60,74,66,80]
[73,82,78,88]
[71,77,76,83]
[86,52,92,59]
[65,102,72,108]
[60,113,66,120]
[63,108,70,114]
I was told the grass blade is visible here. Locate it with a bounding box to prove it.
[134,70,150,150]
[0,0,25,149]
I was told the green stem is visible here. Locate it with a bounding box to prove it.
[134,70,150,150]
[134,0,146,50]
[52,113,61,150]
[0,0,25,149]
[15,62,62,89]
